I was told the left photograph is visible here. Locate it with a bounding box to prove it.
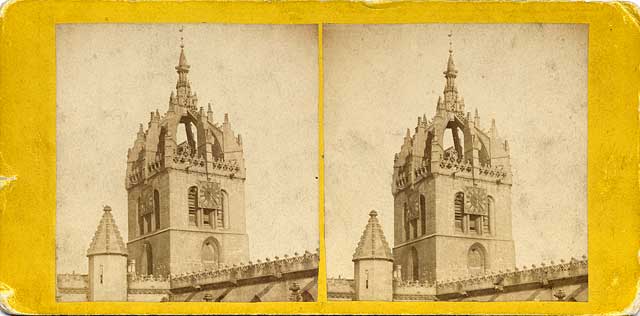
[55,24,319,302]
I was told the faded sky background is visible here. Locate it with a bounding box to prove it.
[56,24,318,274]
[324,24,588,278]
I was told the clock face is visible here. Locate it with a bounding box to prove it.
[199,181,222,209]
[464,186,488,216]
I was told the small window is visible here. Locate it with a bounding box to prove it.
[469,215,479,233]
[203,209,212,227]
[365,269,369,289]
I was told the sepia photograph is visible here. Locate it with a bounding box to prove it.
[55,24,319,302]
[323,24,588,301]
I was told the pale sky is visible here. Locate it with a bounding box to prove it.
[323,24,588,278]
[56,24,319,274]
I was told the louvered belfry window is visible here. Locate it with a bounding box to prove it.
[454,192,464,232]
[188,186,198,226]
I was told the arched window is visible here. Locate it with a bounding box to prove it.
[201,238,219,270]
[407,247,419,281]
[176,117,199,158]
[188,186,198,226]
[404,202,410,241]
[454,192,464,232]
[154,189,160,230]
[142,242,153,275]
[216,191,227,229]
[137,197,144,236]
[484,196,494,235]
[420,194,426,235]
[468,244,486,275]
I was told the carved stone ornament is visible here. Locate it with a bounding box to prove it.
[199,181,222,209]
[463,186,488,216]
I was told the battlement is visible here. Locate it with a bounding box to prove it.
[435,256,588,295]
[127,274,171,291]
[170,250,319,290]
[326,277,355,300]
[57,273,88,289]
[393,280,437,301]
[394,280,436,293]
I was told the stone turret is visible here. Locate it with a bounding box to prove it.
[352,210,394,301]
[86,206,128,301]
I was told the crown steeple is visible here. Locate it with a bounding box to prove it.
[175,27,192,102]
[442,31,462,113]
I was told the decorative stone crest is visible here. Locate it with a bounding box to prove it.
[199,181,222,209]
[463,186,487,216]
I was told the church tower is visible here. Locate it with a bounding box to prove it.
[391,35,515,282]
[352,210,394,301]
[87,206,128,301]
[125,36,249,276]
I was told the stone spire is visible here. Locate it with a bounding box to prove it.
[86,206,127,257]
[442,31,460,111]
[353,210,393,262]
[175,26,191,98]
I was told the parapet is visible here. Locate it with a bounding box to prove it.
[57,273,88,290]
[435,256,588,297]
[170,250,319,290]
[393,280,437,301]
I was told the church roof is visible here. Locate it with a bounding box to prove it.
[86,206,128,257]
[352,210,393,262]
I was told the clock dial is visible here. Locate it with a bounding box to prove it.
[464,186,488,216]
[199,181,222,209]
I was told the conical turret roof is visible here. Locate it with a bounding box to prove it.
[446,52,457,75]
[178,47,189,69]
[352,210,393,262]
[86,206,128,257]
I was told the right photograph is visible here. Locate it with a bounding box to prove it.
[323,24,588,302]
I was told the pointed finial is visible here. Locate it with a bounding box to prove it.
[448,31,453,53]
[103,205,112,212]
[369,210,378,217]
[179,25,184,49]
